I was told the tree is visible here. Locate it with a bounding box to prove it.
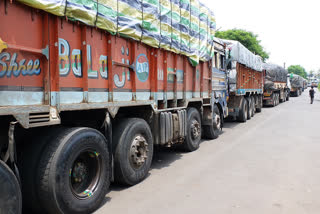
[288,65,307,79]
[215,29,269,61]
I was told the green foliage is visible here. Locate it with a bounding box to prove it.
[288,65,308,79]
[215,29,269,61]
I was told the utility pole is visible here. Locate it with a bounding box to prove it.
[283,62,286,69]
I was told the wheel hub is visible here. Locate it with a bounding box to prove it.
[191,120,200,139]
[130,136,149,169]
[215,114,221,130]
[72,162,88,183]
[70,151,101,199]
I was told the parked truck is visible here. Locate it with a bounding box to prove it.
[262,63,290,106]
[289,74,304,96]
[0,0,228,213]
[223,40,264,122]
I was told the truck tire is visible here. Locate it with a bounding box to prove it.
[272,94,276,107]
[113,118,154,185]
[237,98,248,123]
[250,96,255,117]
[203,105,222,139]
[286,92,290,101]
[36,127,111,214]
[246,98,251,120]
[20,127,65,213]
[183,107,202,152]
[0,160,22,214]
[256,96,262,113]
[282,92,286,102]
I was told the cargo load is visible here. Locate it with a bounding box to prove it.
[290,74,304,88]
[222,39,263,72]
[17,0,216,65]
[263,63,288,90]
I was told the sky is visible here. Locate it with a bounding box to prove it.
[201,0,320,72]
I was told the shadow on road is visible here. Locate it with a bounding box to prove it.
[223,120,241,129]
[151,146,183,170]
[104,146,184,195]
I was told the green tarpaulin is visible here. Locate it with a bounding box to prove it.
[18,0,216,66]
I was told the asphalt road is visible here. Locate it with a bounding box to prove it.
[96,89,320,214]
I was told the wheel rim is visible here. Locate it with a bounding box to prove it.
[129,135,149,170]
[191,120,201,140]
[70,151,102,199]
[214,113,221,130]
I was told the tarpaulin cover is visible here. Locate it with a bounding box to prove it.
[263,63,288,90]
[18,0,216,66]
[289,74,304,88]
[222,39,263,72]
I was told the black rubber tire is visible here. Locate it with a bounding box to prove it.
[286,92,290,101]
[282,92,286,103]
[271,94,276,107]
[183,107,202,152]
[203,105,222,139]
[256,96,262,113]
[250,96,255,117]
[0,160,22,214]
[237,98,247,123]
[113,118,154,186]
[246,98,251,120]
[36,127,111,214]
[19,127,65,213]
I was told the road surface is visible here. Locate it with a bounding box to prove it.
[96,89,320,214]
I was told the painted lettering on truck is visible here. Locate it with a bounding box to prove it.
[0,52,41,77]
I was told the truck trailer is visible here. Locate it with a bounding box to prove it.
[0,0,228,213]
[289,73,304,97]
[223,40,264,122]
[262,63,290,106]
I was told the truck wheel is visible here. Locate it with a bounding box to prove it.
[203,105,222,139]
[0,160,22,214]
[183,107,202,152]
[113,118,153,185]
[272,94,276,107]
[251,96,255,117]
[36,127,111,214]
[246,98,251,120]
[286,93,290,101]
[237,98,248,122]
[256,96,262,113]
[282,92,286,102]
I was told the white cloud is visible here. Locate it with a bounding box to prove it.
[201,0,320,72]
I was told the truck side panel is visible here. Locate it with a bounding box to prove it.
[0,2,215,125]
[236,63,263,95]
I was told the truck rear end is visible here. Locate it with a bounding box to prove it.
[262,63,289,106]
[289,74,304,97]
[223,40,264,122]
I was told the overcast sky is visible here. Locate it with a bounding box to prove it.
[201,0,320,72]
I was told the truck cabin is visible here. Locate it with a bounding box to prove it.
[213,38,226,71]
